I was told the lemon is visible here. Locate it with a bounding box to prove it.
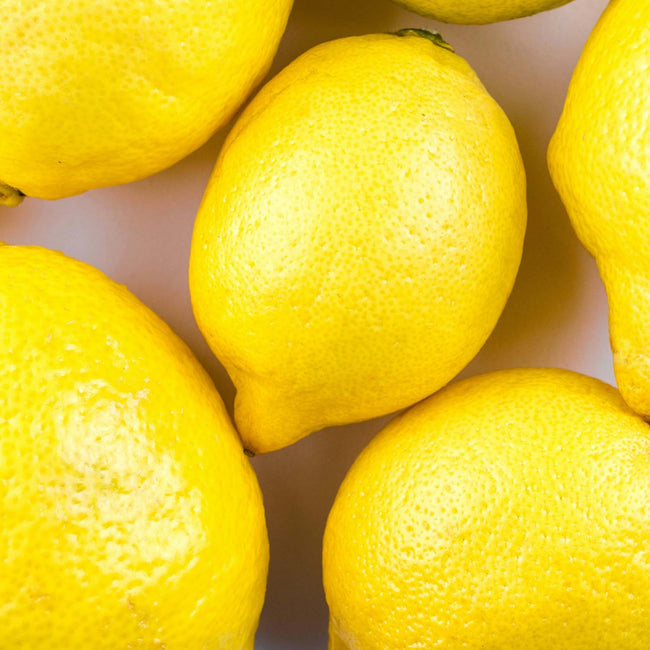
[548,0,650,417]
[390,0,573,24]
[0,243,268,649]
[189,30,526,454]
[0,0,292,204]
[324,368,650,649]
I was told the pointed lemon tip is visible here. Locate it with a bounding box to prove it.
[0,183,25,207]
[612,350,650,419]
[233,383,316,454]
[600,264,650,419]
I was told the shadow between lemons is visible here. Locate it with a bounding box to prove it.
[252,414,393,649]
[426,4,606,376]
[0,126,238,406]
[271,0,400,73]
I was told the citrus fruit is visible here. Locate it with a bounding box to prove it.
[0,0,292,203]
[0,243,268,649]
[548,0,650,417]
[389,0,574,24]
[324,368,650,649]
[189,30,526,454]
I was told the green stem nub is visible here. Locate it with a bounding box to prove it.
[0,183,25,207]
[394,28,454,53]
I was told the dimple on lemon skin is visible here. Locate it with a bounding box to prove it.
[324,368,650,650]
[0,0,292,204]
[189,30,527,454]
[548,0,650,418]
[0,243,268,649]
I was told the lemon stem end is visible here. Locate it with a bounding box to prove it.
[394,28,454,53]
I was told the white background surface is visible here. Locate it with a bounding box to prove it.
[1,0,612,647]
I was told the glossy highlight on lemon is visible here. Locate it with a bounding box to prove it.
[324,368,650,649]
[548,0,650,418]
[0,0,292,202]
[0,244,268,649]
[190,30,526,454]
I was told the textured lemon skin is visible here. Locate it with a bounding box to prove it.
[391,0,572,24]
[0,244,268,649]
[548,0,650,417]
[323,368,650,650]
[0,0,292,201]
[190,33,526,454]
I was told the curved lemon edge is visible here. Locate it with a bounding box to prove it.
[328,619,351,650]
[243,632,256,650]
[0,182,25,207]
[392,0,572,24]
[599,262,650,419]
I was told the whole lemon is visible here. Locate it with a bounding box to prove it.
[548,0,650,417]
[0,243,268,648]
[324,368,650,649]
[388,0,574,24]
[190,30,526,454]
[0,0,292,204]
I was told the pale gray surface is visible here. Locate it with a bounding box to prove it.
[1,0,611,647]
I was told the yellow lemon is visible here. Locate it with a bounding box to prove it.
[324,368,650,649]
[0,243,268,649]
[389,0,574,24]
[548,0,650,417]
[189,30,527,454]
[0,0,292,204]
